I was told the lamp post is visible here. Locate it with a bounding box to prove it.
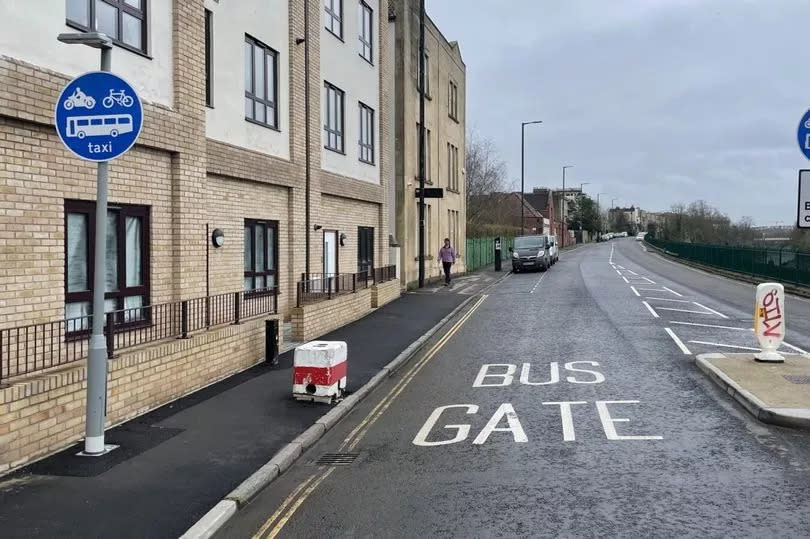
[418,0,425,287]
[520,120,542,234]
[579,182,590,194]
[561,165,574,241]
[57,32,115,456]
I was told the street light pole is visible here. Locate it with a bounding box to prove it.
[561,165,573,242]
[520,120,542,235]
[597,192,608,235]
[58,32,114,456]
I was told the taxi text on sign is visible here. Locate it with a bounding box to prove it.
[753,283,785,363]
[54,71,143,162]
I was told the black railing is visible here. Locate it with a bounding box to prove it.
[373,265,397,284]
[0,287,277,384]
[297,271,371,307]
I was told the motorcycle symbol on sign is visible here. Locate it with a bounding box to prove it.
[63,87,95,110]
[103,89,134,108]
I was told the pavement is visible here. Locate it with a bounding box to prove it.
[697,353,810,428]
[0,267,504,539]
[215,239,810,538]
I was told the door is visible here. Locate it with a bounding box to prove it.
[322,230,338,293]
[357,226,374,276]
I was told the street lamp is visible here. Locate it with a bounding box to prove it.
[561,165,574,238]
[520,120,542,234]
[579,182,590,194]
[58,32,115,456]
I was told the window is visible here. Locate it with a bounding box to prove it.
[325,0,343,39]
[417,124,431,182]
[66,0,147,53]
[357,226,374,273]
[244,220,278,292]
[324,82,345,153]
[358,1,373,63]
[419,51,431,97]
[65,200,149,330]
[447,143,459,191]
[447,209,459,248]
[448,80,459,120]
[359,102,375,164]
[244,35,279,129]
[205,9,213,108]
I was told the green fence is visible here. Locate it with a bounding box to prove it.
[465,236,515,272]
[646,237,810,287]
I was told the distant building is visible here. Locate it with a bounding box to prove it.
[391,0,467,288]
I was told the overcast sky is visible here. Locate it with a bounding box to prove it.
[428,0,809,225]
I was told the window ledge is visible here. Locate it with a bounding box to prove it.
[359,53,374,66]
[245,117,281,132]
[325,27,345,43]
[325,145,346,155]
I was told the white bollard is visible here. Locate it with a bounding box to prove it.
[754,283,785,363]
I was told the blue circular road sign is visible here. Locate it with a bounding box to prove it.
[55,71,143,162]
[798,109,810,161]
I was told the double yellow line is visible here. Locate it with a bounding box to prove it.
[252,294,488,539]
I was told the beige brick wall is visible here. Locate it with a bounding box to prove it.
[0,315,273,473]
[371,280,401,308]
[291,289,373,342]
[320,194,382,274]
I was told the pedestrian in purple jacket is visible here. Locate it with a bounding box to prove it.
[438,238,456,286]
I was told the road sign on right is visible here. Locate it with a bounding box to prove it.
[798,110,810,160]
[800,170,810,228]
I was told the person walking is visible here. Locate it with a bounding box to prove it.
[438,238,456,286]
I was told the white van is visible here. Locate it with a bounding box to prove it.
[548,235,559,264]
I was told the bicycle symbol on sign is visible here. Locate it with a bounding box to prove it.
[103,89,134,108]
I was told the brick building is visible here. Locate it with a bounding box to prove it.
[0,0,400,472]
[391,0,466,287]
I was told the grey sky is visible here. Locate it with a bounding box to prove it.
[427,0,809,225]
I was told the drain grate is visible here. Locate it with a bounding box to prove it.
[783,375,810,385]
[316,453,359,466]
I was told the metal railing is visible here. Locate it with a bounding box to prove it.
[0,287,277,383]
[296,265,396,307]
[646,237,810,287]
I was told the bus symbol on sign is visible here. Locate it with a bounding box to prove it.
[55,71,142,162]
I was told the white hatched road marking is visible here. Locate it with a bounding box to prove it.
[630,286,640,297]
[642,301,660,318]
[783,341,808,354]
[688,340,761,352]
[662,286,683,297]
[657,307,718,315]
[644,297,690,303]
[665,328,692,355]
[621,276,630,283]
[691,301,729,319]
[669,320,749,331]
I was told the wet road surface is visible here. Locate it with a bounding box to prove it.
[217,240,810,538]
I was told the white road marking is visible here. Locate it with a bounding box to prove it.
[669,320,750,331]
[621,276,630,283]
[657,307,717,315]
[665,328,692,355]
[530,273,546,294]
[662,286,683,297]
[625,269,638,276]
[642,301,660,318]
[688,340,761,352]
[783,341,808,354]
[692,301,729,319]
[615,269,623,275]
[637,277,656,284]
[616,265,625,270]
[644,297,690,303]
[630,286,640,297]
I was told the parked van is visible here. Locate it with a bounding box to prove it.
[510,235,552,272]
[548,235,559,264]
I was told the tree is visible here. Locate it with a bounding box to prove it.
[465,131,509,226]
[568,194,600,233]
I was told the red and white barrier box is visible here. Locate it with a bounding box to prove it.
[293,341,347,403]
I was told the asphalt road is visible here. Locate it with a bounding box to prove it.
[218,240,810,538]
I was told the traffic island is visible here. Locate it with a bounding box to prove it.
[696,353,810,429]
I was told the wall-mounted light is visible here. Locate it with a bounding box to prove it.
[211,228,225,248]
[314,224,322,231]
[340,233,347,247]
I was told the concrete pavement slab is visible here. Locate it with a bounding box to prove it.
[697,352,810,429]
